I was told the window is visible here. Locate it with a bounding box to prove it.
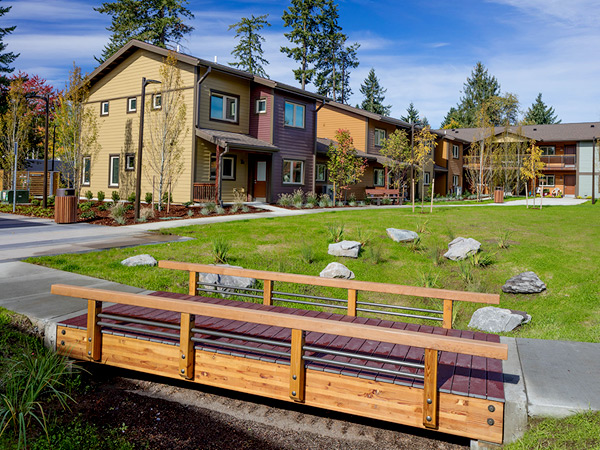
[210,155,236,180]
[210,92,238,122]
[284,102,305,128]
[315,164,327,182]
[373,168,385,186]
[152,93,162,109]
[374,128,386,147]
[109,155,119,187]
[82,156,91,186]
[452,144,459,159]
[125,154,135,171]
[127,97,137,113]
[424,172,431,185]
[540,145,556,156]
[453,174,459,187]
[256,98,267,114]
[540,174,555,186]
[100,101,109,116]
[283,160,304,184]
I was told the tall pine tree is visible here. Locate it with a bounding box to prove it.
[359,68,391,116]
[400,102,421,124]
[523,93,560,125]
[0,1,18,87]
[338,43,359,104]
[281,0,322,89]
[228,14,271,78]
[95,0,194,63]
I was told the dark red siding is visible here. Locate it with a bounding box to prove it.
[249,86,273,143]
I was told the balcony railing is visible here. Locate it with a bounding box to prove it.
[193,183,216,202]
[541,155,576,166]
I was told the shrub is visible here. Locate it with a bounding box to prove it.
[204,201,216,212]
[111,191,120,202]
[318,194,332,208]
[241,205,250,213]
[200,207,209,216]
[187,209,194,217]
[162,191,173,204]
[277,193,293,207]
[84,190,93,200]
[299,244,315,264]
[305,192,318,206]
[127,192,136,203]
[97,203,108,212]
[293,201,303,209]
[78,202,91,212]
[326,223,344,242]
[79,210,96,220]
[109,202,126,225]
[215,205,225,215]
[137,206,155,223]
[291,188,304,205]
[144,192,152,204]
[97,191,105,203]
[31,198,41,206]
[47,196,55,207]
[230,204,240,213]
[211,237,230,264]
[183,201,193,207]
[382,197,392,205]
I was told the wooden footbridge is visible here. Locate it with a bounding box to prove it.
[52,261,508,444]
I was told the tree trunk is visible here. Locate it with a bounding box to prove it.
[430,176,435,213]
[525,179,529,208]
[411,177,415,213]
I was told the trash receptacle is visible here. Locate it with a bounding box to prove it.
[494,187,504,203]
[55,188,78,224]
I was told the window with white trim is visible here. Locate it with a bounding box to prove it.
[152,93,162,109]
[540,174,555,186]
[100,101,109,116]
[424,172,431,185]
[127,97,137,113]
[374,128,386,147]
[125,154,135,171]
[315,164,327,182]
[452,174,459,187]
[82,156,91,186]
[256,98,267,114]
[210,155,236,180]
[210,92,238,122]
[452,144,459,159]
[373,168,385,186]
[109,155,119,187]
[540,145,556,156]
[283,160,304,184]
[284,102,305,128]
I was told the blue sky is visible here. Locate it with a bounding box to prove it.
[4,0,600,127]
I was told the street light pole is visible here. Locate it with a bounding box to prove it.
[134,77,161,220]
[593,136,596,205]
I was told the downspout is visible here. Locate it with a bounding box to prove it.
[313,99,326,195]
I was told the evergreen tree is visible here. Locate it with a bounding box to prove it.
[228,14,271,78]
[0,1,17,86]
[338,43,359,104]
[95,0,194,63]
[359,68,391,115]
[523,93,560,125]
[281,0,322,89]
[401,102,427,125]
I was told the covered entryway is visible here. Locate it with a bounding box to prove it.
[250,158,269,201]
[564,174,576,196]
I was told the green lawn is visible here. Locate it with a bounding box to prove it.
[29,202,600,342]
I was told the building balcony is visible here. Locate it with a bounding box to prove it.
[541,154,576,168]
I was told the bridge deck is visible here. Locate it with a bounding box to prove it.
[59,291,504,403]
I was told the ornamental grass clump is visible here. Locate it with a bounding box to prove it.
[137,206,155,223]
[318,194,331,208]
[211,237,230,264]
[326,223,344,243]
[291,188,304,206]
[277,193,292,207]
[109,202,127,225]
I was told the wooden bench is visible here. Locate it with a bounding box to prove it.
[365,188,401,205]
[52,263,508,444]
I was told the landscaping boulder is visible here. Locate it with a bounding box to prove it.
[319,262,355,279]
[502,271,546,294]
[120,254,157,267]
[386,228,419,243]
[328,240,361,258]
[198,264,256,298]
[444,237,481,261]
[468,306,532,333]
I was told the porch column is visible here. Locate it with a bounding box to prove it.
[215,145,220,204]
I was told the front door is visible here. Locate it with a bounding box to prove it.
[564,174,576,196]
[253,161,267,201]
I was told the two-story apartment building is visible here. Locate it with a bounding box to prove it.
[445,122,600,197]
[84,40,324,204]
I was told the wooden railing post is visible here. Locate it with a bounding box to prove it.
[263,279,273,306]
[189,271,199,296]
[86,300,102,361]
[442,299,453,329]
[289,329,306,402]
[423,348,439,429]
[179,313,195,380]
[347,289,357,317]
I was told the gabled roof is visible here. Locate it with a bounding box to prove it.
[197,128,279,153]
[88,40,326,101]
[436,122,600,143]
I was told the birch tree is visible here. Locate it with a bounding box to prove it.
[520,142,545,209]
[144,52,187,210]
[414,126,436,209]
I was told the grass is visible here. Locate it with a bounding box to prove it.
[505,412,600,449]
[28,202,600,342]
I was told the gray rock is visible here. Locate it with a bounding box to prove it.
[444,237,481,261]
[386,228,419,243]
[502,271,546,294]
[468,306,532,333]
[328,240,361,258]
[120,254,158,267]
[319,262,355,279]
[199,264,256,298]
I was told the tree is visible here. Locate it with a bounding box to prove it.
[0,1,18,87]
[337,43,359,104]
[281,0,322,89]
[53,64,100,194]
[523,93,560,125]
[359,68,391,115]
[520,142,546,209]
[401,102,430,126]
[228,14,271,78]
[414,126,436,208]
[144,52,188,211]
[380,129,410,198]
[327,129,367,203]
[95,0,194,63]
